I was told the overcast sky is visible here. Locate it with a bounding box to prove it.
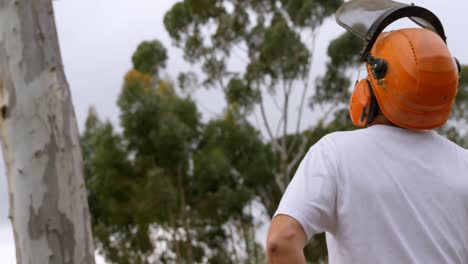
[0,0,467,263]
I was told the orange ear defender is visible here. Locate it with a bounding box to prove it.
[349,55,386,127]
[349,79,378,127]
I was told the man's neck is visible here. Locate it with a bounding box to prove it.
[369,114,397,127]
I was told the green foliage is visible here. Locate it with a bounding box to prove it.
[163,1,349,263]
[452,65,468,120]
[259,15,310,80]
[201,56,227,87]
[82,109,156,263]
[119,78,199,169]
[281,0,341,28]
[84,102,269,263]
[164,0,343,87]
[327,31,362,67]
[83,40,272,263]
[164,2,193,42]
[313,31,362,105]
[226,78,259,112]
[211,6,249,54]
[438,64,468,147]
[131,40,168,76]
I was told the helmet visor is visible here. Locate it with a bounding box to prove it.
[336,0,436,41]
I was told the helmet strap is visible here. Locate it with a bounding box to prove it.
[455,57,461,74]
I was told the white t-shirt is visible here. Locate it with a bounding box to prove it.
[275,125,468,263]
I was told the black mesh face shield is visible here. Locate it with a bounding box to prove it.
[335,0,446,61]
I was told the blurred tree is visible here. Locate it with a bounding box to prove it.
[193,111,273,263]
[82,109,148,263]
[83,69,202,263]
[313,31,362,105]
[451,65,468,121]
[82,41,273,263]
[164,0,344,205]
[120,70,202,264]
[132,40,168,78]
[164,0,363,262]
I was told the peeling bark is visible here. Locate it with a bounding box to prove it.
[0,0,95,263]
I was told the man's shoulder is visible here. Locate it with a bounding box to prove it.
[305,129,370,160]
[321,128,369,147]
[431,132,468,153]
[322,125,468,154]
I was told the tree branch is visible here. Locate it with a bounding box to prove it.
[275,114,285,139]
[287,134,309,177]
[252,111,262,130]
[274,171,287,194]
[289,30,318,154]
[287,102,335,177]
[320,103,336,124]
[268,88,283,113]
[296,30,318,135]
[229,224,241,263]
[232,44,249,64]
[256,81,281,152]
[282,80,291,141]
[279,80,292,190]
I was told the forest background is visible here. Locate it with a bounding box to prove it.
[0,0,467,263]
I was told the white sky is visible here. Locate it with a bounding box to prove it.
[0,0,467,263]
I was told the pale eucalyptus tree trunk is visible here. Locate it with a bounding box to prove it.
[0,0,95,263]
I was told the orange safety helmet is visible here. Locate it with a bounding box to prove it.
[350,28,459,130]
[337,0,460,130]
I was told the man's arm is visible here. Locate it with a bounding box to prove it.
[266,214,308,264]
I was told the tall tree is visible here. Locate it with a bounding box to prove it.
[132,40,168,78]
[83,41,271,263]
[164,0,347,217]
[0,0,95,263]
[164,1,365,262]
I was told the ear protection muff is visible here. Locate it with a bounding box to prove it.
[349,79,378,127]
[349,54,386,127]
